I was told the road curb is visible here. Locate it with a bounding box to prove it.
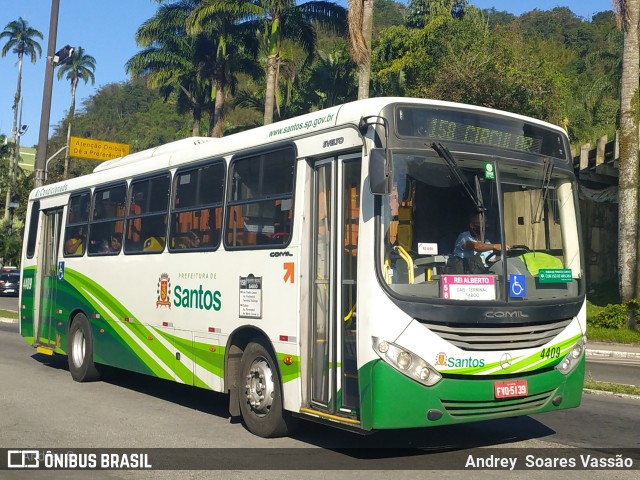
[586,348,640,361]
[0,317,17,324]
[584,388,640,400]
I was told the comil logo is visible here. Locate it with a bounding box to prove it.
[156,273,172,308]
[8,450,40,468]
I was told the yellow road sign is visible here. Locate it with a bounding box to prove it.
[69,136,130,161]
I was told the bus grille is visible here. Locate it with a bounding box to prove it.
[422,319,574,351]
[442,390,554,418]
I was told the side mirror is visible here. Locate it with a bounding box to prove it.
[369,148,393,195]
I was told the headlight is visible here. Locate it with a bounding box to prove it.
[555,337,585,375]
[372,337,442,387]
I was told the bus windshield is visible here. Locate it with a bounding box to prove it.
[379,150,582,303]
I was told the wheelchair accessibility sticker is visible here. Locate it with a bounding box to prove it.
[509,274,526,298]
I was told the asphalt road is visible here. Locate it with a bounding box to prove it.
[0,295,18,312]
[0,322,638,480]
[586,358,640,386]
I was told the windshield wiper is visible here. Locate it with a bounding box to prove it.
[431,142,485,213]
[533,157,554,223]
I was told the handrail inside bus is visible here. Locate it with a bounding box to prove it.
[384,245,415,285]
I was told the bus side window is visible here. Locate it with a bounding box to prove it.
[169,161,224,252]
[64,191,90,258]
[226,148,294,248]
[89,183,127,256]
[125,174,170,254]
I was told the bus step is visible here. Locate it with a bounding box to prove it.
[300,408,360,426]
[36,346,54,356]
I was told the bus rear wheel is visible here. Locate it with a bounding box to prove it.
[239,340,297,437]
[67,313,101,382]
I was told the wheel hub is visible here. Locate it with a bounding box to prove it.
[245,358,275,415]
[71,329,85,368]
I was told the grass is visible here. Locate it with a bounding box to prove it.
[584,281,640,396]
[587,325,640,344]
[0,309,18,319]
[584,379,640,397]
[585,279,640,344]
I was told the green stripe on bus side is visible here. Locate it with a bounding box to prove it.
[277,352,301,383]
[155,330,302,384]
[151,328,213,385]
[70,281,172,379]
[20,266,37,341]
[64,269,187,382]
[191,338,225,378]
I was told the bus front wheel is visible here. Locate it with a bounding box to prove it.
[67,313,101,382]
[239,340,297,437]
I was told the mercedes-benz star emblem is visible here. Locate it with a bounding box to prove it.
[500,353,513,369]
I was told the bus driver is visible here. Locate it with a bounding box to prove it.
[453,212,509,265]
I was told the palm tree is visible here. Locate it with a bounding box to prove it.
[614,0,640,302]
[187,0,260,137]
[0,17,43,223]
[347,0,374,99]
[127,0,212,137]
[310,42,357,107]
[194,0,346,125]
[57,46,96,179]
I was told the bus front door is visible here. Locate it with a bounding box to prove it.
[310,157,361,418]
[35,208,63,351]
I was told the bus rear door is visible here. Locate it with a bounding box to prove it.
[34,208,64,353]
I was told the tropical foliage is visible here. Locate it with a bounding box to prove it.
[0,17,42,224]
[57,46,97,178]
[0,3,631,277]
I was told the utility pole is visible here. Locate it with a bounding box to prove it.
[34,0,61,189]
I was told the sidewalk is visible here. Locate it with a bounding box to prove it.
[586,341,640,361]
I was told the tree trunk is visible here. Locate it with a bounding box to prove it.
[211,81,225,138]
[348,0,374,100]
[358,0,374,99]
[4,54,23,224]
[618,0,640,302]
[192,104,202,137]
[63,79,78,179]
[264,54,278,125]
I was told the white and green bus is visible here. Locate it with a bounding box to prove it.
[20,97,585,437]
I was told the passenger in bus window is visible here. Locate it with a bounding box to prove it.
[187,230,200,248]
[174,230,200,249]
[102,233,122,253]
[65,226,86,255]
[453,212,509,268]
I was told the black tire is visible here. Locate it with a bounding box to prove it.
[67,313,101,382]
[239,340,298,438]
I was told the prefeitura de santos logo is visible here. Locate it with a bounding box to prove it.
[156,273,172,308]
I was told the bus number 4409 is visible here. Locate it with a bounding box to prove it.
[540,347,561,359]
